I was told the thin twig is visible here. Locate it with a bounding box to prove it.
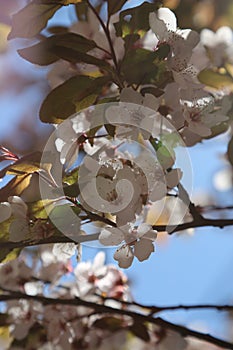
[97,295,233,314]
[86,0,118,71]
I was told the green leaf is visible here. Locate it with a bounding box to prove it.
[0,23,10,53]
[0,194,24,256]
[129,322,150,342]
[0,175,32,202]
[8,3,61,39]
[107,0,128,16]
[50,45,112,69]
[63,183,80,197]
[75,94,98,112]
[35,0,84,4]
[75,1,88,21]
[63,167,79,185]
[114,1,162,37]
[49,203,81,237]
[123,34,140,54]
[93,317,124,332]
[0,152,43,179]
[47,25,68,34]
[28,200,54,219]
[18,33,97,66]
[154,43,170,60]
[0,248,21,263]
[121,48,159,84]
[121,46,169,86]
[140,86,164,97]
[0,217,13,242]
[40,75,110,123]
[84,125,102,146]
[225,63,233,78]
[6,162,40,176]
[11,323,46,348]
[198,69,233,91]
[156,144,175,170]
[0,217,21,262]
[53,181,80,197]
[0,314,8,327]
[105,124,116,137]
[227,135,233,166]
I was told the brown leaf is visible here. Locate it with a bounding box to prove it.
[8,2,61,39]
[0,175,32,202]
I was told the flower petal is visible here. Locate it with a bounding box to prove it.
[137,223,152,238]
[165,169,183,189]
[99,227,124,246]
[8,196,27,218]
[120,88,143,104]
[0,202,11,223]
[158,7,177,32]
[134,239,155,262]
[149,12,168,42]
[114,245,134,268]
[52,243,76,261]
[92,251,106,270]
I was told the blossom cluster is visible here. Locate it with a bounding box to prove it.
[0,250,221,350]
[47,6,232,269]
[0,251,130,349]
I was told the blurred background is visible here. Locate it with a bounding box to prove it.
[1,0,233,344]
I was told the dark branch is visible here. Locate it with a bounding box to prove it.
[0,290,232,349]
[1,216,233,251]
[178,183,204,222]
[152,217,233,234]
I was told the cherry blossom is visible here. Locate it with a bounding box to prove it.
[0,196,29,242]
[37,246,73,283]
[0,201,12,223]
[79,153,145,226]
[8,300,40,341]
[55,113,90,168]
[73,251,130,298]
[73,251,107,296]
[181,95,230,138]
[124,326,188,349]
[0,259,32,290]
[149,7,199,73]
[99,223,157,268]
[0,196,27,223]
[200,26,233,67]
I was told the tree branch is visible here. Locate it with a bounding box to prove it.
[152,217,233,234]
[177,183,204,222]
[98,295,233,313]
[1,216,233,250]
[0,290,232,349]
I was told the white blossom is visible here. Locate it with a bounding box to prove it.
[149,7,199,73]
[100,223,157,268]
